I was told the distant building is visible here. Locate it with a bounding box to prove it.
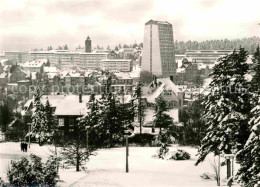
[0,73,8,86]
[22,59,47,74]
[79,52,108,69]
[142,20,176,77]
[29,50,108,69]
[185,50,234,64]
[85,36,92,52]
[4,51,29,64]
[100,59,132,72]
[30,51,56,63]
[93,49,111,53]
[0,63,4,74]
[118,48,135,59]
[8,66,28,83]
[99,71,134,94]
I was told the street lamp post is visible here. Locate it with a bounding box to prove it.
[126,134,129,173]
[27,123,31,148]
[86,127,89,150]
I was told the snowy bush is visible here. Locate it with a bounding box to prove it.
[165,149,191,160]
[7,154,60,186]
[0,177,4,186]
[200,173,212,179]
[152,146,169,159]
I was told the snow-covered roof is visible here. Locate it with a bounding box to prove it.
[54,94,132,116]
[0,73,7,78]
[113,71,132,79]
[246,55,253,64]
[54,95,91,116]
[200,78,212,95]
[144,78,181,103]
[0,59,9,65]
[157,78,181,95]
[101,59,131,62]
[31,72,37,80]
[44,66,58,73]
[244,73,253,82]
[145,83,165,103]
[24,95,67,109]
[129,65,141,78]
[176,68,185,73]
[119,48,135,53]
[22,59,47,68]
[197,63,207,70]
[46,72,59,79]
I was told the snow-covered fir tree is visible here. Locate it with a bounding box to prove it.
[154,95,173,134]
[79,76,133,148]
[44,99,58,141]
[132,82,146,134]
[78,93,102,148]
[195,48,251,165]
[61,119,94,172]
[30,86,48,145]
[236,46,260,186]
[97,92,125,147]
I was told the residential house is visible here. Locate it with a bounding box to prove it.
[8,66,28,83]
[0,62,4,74]
[22,59,47,74]
[135,77,184,133]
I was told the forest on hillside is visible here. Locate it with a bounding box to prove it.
[174,36,260,54]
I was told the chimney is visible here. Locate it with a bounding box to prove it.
[79,93,82,103]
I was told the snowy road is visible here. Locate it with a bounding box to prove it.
[0,142,232,186]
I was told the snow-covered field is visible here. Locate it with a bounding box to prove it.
[0,142,237,187]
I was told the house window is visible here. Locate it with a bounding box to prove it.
[59,118,64,126]
[69,119,74,126]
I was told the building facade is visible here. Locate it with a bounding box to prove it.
[142,20,176,77]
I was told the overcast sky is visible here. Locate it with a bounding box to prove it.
[1,0,260,52]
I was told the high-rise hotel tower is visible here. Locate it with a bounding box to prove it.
[142,20,176,77]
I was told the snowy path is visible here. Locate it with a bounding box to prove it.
[0,142,237,186]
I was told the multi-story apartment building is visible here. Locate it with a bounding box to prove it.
[142,20,176,77]
[185,50,234,64]
[100,59,132,72]
[78,53,108,69]
[30,51,56,62]
[29,50,108,69]
[4,51,29,64]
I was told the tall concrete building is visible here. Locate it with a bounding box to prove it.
[142,20,176,77]
[85,36,92,52]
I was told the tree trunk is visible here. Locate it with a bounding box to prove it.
[76,154,80,172]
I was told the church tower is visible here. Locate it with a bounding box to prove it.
[85,36,92,52]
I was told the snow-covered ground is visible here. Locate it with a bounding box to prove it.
[0,142,238,187]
